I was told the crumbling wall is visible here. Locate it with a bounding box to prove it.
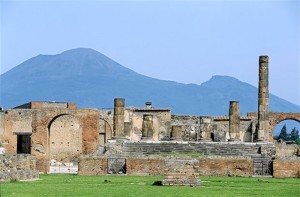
[275,142,298,158]
[129,109,171,141]
[99,110,113,145]
[171,115,253,142]
[273,158,300,178]
[0,111,4,145]
[3,108,100,173]
[198,156,253,176]
[0,154,39,182]
[78,155,254,177]
[163,159,200,186]
[78,155,107,175]
[126,157,164,175]
[171,115,200,141]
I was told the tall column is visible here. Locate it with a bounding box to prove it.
[228,101,241,141]
[257,56,269,142]
[113,98,125,138]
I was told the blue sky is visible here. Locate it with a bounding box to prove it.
[1,0,299,105]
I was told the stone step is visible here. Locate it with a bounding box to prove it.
[123,142,262,157]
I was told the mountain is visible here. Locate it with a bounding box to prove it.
[0,48,299,115]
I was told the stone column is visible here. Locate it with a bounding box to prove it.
[171,125,183,140]
[113,98,125,138]
[257,56,269,142]
[199,117,212,141]
[228,101,240,141]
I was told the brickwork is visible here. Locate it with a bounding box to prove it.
[273,159,300,178]
[78,155,107,175]
[163,159,200,186]
[198,157,253,176]
[247,112,300,142]
[0,111,4,144]
[126,157,164,175]
[3,106,100,173]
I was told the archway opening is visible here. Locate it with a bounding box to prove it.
[273,119,300,143]
[48,114,82,174]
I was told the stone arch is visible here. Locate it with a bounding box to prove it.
[269,113,300,142]
[99,118,113,146]
[48,114,82,162]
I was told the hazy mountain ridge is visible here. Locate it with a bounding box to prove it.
[1,48,299,115]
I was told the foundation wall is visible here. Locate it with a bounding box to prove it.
[78,156,254,177]
[126,157,165,175]
[198,157,253,176]
[78,155,107,175]
[273,159,300,178]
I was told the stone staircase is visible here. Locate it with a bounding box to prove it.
[122,141,261,156]
[252,155,273,176]
[121,141,274,177]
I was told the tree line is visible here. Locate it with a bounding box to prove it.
[274,124,299,144]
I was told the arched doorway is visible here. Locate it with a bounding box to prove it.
[273,119,300,141]
[48,114,82,163]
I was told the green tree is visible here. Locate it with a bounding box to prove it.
[278,124,288,141]
[290,127,299,141]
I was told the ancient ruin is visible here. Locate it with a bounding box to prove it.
[0,56,300,183]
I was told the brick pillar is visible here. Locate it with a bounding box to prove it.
[228,101,240,141]
[113,98,125,138]
[257,56,269,142]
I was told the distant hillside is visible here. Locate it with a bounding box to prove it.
[0,48,299,115]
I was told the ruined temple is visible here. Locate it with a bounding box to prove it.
[0,56,299,183]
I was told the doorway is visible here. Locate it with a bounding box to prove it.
[17,134,31,154]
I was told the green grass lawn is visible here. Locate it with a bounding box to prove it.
[0,174,299,197]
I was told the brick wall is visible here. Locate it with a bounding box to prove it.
[273,159,300,178]
[163,159,200,186]
[78,155,107,175]
[126,157,164,175]
[198,157,253,176]
[78,155,253,177]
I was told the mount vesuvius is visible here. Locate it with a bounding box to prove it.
[0,48,299,115]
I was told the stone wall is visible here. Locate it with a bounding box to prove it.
[275,142,298,158]
[126,157,164,175]
[3,107,100,173]
[0,154,39,182]
[198,156,253,176]
[127,108,171,141]
[171,115,254,142]
[78,155,107,175]
[273,159,300,178]
[0,111,4,144]
[78,155,254,177]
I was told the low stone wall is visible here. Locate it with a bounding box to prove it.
[126,157,164,176]
[198,157,253,176]
[273,159,300,178]
[78,155,253,177]
[0,154,39,182]
[78,155,107,175]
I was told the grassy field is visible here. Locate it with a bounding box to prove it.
[0,174,299,197]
